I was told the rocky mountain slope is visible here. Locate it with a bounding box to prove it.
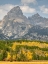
[28,13,48,27]
[0,6,48,41]
[0,6,31,39]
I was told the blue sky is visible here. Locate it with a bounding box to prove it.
[0,0,48,20]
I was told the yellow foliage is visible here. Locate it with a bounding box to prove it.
[17,54,20,58]
[6,52,11,61]
[11,41,48,49]
[21,49,26,55]
[13,54,16,60]
[21,49,33,60]
[26,50,33,60]
[16,49,33,61]
[7,41,48,61]
[12,42,16,50]
[45,53,48,57]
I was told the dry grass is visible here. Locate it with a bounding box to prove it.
[0,61,48,64]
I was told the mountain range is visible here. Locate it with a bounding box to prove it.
[0,6,48,41]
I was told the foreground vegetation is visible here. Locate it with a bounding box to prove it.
[1,61,48,64]
[0,40,48,61]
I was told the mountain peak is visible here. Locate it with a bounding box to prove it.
[10,6,21,11]
[8,6,23,15]
[28,13,41,20]
[14,6,20,9]
[32,13,40,17]
[3,6,23,20]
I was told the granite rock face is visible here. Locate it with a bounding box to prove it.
[0,6,48,41]
[0,6,31,39]
[28,13,48,27]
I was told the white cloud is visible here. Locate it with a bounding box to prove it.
[21,0,37,5]
[0,4,36,20]
[20,6,36,13]
[40,5,48,14]
[0,4,15,20]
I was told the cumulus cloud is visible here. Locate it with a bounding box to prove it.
[0,4,15,20]
[21,0,37,5]
[20,6,36,13]
[0,4,36,20]
[40,5,48,14]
